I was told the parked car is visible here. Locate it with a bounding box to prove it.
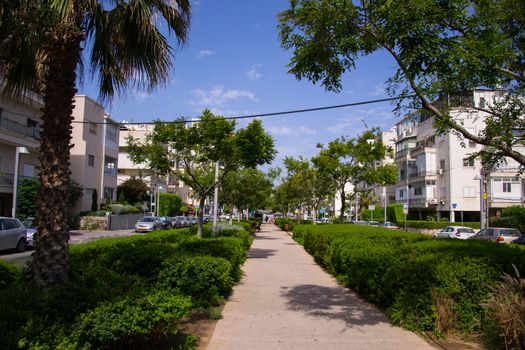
[22,217,37,248]
[367,221,380,227]
[159,216,172,229]
[469,227,522,244]
[0,217,27,252]
[172,216,189,228]
[380,222,400,230]
[435,226,476,240]
[188,217,198,226]
[512,235,525,245]
[349,220,368,225]
[134,216,163,233]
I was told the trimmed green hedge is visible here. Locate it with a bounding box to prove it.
[0,226,252,349]
[292,224,525,338]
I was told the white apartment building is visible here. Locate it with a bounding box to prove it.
[118,123,191,204]
[392,89,524,222]
[71,95,120,213]
[0,93,42,216]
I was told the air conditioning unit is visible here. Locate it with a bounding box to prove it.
[428,198,438,204]
[438,169,444,175]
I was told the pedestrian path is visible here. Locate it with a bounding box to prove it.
[207,224,434,350]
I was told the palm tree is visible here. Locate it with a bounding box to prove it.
[0,0,191,287]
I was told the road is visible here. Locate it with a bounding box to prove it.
[0,228,136,264]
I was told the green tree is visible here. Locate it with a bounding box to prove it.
[313,129,397,221]
[281,157,336,224]
[17,178,82,219]
[158,192,182,217]
[220,169,274,223]
[117,177,149,205]
[0,0,190,286]
[279,0,525,170]
[127,110,276,236]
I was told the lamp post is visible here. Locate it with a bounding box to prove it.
[474,174,484,229]
[12,146,29,218]
[157,186,163,217]
[212,161,219,233]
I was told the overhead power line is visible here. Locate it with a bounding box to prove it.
[83,95,413,125]
[1,95,414,125]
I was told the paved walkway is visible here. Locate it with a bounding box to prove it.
[206,224,435,350]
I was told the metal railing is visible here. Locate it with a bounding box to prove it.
[0,116,41,139]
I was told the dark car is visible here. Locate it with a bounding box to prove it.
[511,235,525,245]
[159,216,172,229]
[469,227,522,244]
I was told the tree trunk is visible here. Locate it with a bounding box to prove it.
[31,34,81,287]
[339,187,346,221]
[197,196,206,237]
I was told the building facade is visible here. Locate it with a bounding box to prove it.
[0,93,42,216]
[70,95,120,213]
[391,90,524,222]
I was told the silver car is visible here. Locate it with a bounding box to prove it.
[134,216,163,233]
[469,227,522,244]
[435,226,476,240]
[0,217,27,252]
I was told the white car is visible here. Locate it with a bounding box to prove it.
[435,226,476,240]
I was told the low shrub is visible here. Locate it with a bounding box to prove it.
[292,224,525,342]
[1,226,251,349]
[158,256,234,307]
[178,237,247,280]
[71,291,192,349]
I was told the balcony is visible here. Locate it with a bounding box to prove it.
[0,117,41,140]
[409,170,438,181]
[395,149,411,159]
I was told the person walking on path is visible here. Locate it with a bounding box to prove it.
[206,224,434,350]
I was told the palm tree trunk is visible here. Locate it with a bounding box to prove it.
[31,33,81,287]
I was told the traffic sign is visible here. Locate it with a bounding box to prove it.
[368,205,375,210]
[403,204,408,210]
[452,203,457,209]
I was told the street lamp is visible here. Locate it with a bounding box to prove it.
[474,174,484,229]
[157,185,163,217]
[12,146,29,218]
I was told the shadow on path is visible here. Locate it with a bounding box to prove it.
[248,248,278,259]
[254,235,279,240]
[281,284,387,328]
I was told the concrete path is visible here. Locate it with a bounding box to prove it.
[206,224,435,350]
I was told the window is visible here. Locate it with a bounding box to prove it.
[440,159,445,170]
[88,154,95,167]
[23,164,36,178]
[27,119,38,128]
[399,189,404,198]
[89,122,97,135]
[503,182,512,193]
[104,187,114,200]
[105,126,118,142]
[414,188,423,196]
[479,97,486,109]
[463,186,476,198]
[463,158,475,167]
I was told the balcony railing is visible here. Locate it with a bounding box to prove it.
[0,117,41,139]
[409,170,438,179]
[395,149,410,159]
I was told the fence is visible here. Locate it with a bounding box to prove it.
[107,213,144,230]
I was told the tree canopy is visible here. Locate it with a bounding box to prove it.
[279,0,525,170]
[127,110,276,236]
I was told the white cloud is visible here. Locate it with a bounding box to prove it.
[189,85,257,107]
[246,64,262,80]
[196,49,216,59]
[368,83,387,97]
[326,107,395,134]
[133,90,149,103]
[267,126,316,136]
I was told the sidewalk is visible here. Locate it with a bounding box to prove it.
[206,224,435,350]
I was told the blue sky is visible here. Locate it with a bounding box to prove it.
[79,0,400,168]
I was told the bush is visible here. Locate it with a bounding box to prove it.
[387,204,404,223]
[158,256,234,307]
[0,260,21,290]
[72,291,191,349]
[291,224,525,341]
